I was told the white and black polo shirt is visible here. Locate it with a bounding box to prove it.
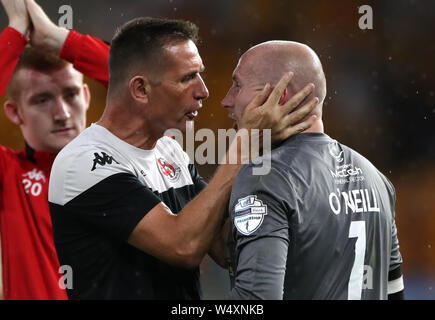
[49,124,206,299]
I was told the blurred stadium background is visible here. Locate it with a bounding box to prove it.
[1,0,434,299]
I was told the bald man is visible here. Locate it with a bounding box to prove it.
[222,41,404,300]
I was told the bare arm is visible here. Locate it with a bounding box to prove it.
[25,0,69,54]
[1,0,30,35]
[128,74,318,268]
[128,138,244,268]
[26,0,110,87]
[208,218,231,268]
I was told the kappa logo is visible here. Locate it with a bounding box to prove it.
[328,142,344,163]
[157,158,181,182]
[234,195,267,236]
[91,152,120,171]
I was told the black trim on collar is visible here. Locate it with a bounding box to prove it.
[25,142,37,164]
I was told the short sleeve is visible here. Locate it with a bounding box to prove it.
[188,164,207,194]
[380,173,403,271]
[229,166,293,243]
[388,190,403,272]
[50,172,161,241]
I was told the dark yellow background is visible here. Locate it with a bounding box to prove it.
[1,0,434,299]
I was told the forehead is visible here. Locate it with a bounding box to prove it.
[163,40,204,72]
[15,65,83,95]
[232,50,258,83]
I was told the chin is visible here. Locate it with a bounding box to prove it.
[48,144,67,153]
[175,122,188,132]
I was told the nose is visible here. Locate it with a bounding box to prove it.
[52,98,71,121]
[194,74,209,100]
[221,89,234,110]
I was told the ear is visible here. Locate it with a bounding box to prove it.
[4,100,24,125]
[82,83,91,111]
[128,76,151,104]
[278,88,289,105]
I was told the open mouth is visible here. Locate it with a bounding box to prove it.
[227,112,236,120]
[185,110,199,119]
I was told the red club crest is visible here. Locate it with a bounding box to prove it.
[157,158,181,181]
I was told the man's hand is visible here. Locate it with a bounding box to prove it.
[25,0,69,53]
[239,72,318,146]
[1,0,30,36]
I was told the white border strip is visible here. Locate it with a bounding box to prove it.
[388,276,404,294]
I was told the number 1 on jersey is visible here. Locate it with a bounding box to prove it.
[348,221,366,300]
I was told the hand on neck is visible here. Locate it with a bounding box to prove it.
[303,119,324,134]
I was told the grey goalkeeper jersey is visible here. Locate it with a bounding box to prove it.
[227,133,402,300]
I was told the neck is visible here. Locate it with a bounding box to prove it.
[303,119,324,133]
[97,102,161,150]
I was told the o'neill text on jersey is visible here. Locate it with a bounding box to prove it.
[328,188,380,215]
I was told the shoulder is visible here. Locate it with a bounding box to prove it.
[49,128,133,205]
[230,165,292,238]
[0,144,18,157]
[231,163,293,212]
[0,145,14,182]
[0,144,20,169]
[375,169,396,202]
[235,148,293,189]
[156,136,191,166]
[343,143,395,189]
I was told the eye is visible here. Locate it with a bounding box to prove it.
[181,73,197,83]
[35,96,50,105]
[65,90,79,100]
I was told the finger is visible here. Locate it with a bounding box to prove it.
[282,97,319,126]
[264,72,294,107]
[279,114,318,140]
[245,82,271,111]
[25,0,45,24]
[24,0,37,22]
[281,83,315,114]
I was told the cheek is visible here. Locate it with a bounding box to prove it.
[179,86,194,104]
[156,86,185,111]
[23,108,50,125]
[70,100,88,120]
[21,112,51,138]
[235,91,254,116]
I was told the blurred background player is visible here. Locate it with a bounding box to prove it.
[223,41,404,300]
[0,0,108,299]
